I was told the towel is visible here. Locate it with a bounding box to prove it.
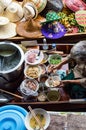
[62,70,86,99]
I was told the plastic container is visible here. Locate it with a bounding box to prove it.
[0,105,27,130]
[51,43,56,51]
[42,38,48,50]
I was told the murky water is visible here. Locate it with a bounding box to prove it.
[0,52,21,71]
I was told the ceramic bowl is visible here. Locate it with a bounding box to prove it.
[24,65,42,79]
[25,108,50,130]
[25,49,44,65]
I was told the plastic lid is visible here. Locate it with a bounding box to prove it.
[0,105,28,130]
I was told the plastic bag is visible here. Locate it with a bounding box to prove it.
[40,0,63,17]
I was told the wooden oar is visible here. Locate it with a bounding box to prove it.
[0,89,23,99]
[28,106,44,130]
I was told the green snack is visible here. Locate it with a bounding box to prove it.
[49,54,61,65]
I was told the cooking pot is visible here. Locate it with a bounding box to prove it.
[0,41,24,91]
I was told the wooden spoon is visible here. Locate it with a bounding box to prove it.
[0,89,23,99]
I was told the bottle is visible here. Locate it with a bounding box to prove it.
[42,38,48,50]
[51,43,56,51]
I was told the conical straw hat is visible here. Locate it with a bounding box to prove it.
[0,16,17,39]
[17,18,42,38]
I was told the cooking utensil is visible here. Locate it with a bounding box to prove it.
[28,106,44,130]
[42,50,64,55]
[36,50,41,60]
[0,41,24,82]
[0,88,23,99]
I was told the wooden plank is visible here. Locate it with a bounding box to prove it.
[0,33,86,44]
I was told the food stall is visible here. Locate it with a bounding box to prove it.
[1,1,86,130]
[0,0,86,112]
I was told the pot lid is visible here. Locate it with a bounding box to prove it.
[0,105,27,130]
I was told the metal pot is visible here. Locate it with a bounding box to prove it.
[0,41,24,91]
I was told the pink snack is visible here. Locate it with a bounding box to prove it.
[27,53,36,63]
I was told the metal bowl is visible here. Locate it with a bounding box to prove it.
[0,41,24,91]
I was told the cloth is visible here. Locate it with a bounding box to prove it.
[56,69,66,79]
[62,71,86,99]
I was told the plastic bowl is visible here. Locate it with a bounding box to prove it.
[25,108,50,130]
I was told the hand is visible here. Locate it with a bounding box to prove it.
[47,65,55,73]
[60,80,71,87]
[53,64,62,70]
[61,80,71,84]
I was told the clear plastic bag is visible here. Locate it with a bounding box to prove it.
[41,0,63,17]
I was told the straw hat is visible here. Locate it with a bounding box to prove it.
[23,0,47,13]
[23,2,38,20]
[0,16,17,39]
[17,18,42,38]
[30,0,47,13]
[4,1,23,22]
[0,4,4,15]
[0,0,12,9]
